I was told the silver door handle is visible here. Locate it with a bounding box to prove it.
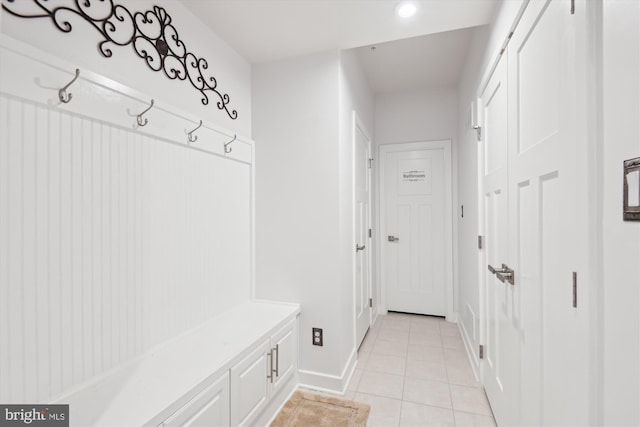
[489,264,515,286]
[488,264,508,274]
[388,236,399,242]
[496,271,513,283]
[356,244,366,252]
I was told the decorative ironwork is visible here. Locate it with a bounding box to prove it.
[2,0,238,120]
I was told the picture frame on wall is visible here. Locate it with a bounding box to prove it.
[623,157,640,221]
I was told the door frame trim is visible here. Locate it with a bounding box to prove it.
[377,140,455,319]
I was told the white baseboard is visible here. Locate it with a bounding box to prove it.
[297,347,358,394]
[458,320,481,382]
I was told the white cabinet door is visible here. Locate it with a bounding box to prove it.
[270,320,297,396]
[230,339,271,427]
[163,372,230,427]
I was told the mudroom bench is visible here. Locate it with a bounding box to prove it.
[56,300,300,426]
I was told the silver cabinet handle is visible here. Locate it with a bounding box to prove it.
[267,349,274,383]
[356,244,365,252]
[274,344,279,377]
[388,235,399,242]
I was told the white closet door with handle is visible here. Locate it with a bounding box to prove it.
[480,51,521,427]
[508,0,591,425]
[354,113,372,348]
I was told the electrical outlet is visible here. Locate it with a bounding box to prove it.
[312,328,323,346]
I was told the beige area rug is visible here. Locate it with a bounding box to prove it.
[270,391,370,427]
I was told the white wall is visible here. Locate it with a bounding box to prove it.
[0,1,254,404]
[253,48,374,392]
[0,0,251,135]
[252,50,346,387]
[601,0,640,424]
[375,87,458,146]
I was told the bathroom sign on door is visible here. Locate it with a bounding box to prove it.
[399,158,431,195]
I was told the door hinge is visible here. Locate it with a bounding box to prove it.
[368,228,372,238]
[572,272,577,308]
[479,344,484,359]
[478,235,483,249]
[369,158,374,169]
[369,298,373,308]
[571,0,575,14]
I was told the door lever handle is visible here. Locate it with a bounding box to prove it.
[488,264,508,274]
[356,244,365,252]
[496,271,513,283]
[489,264,515,286]
[388,235,399,242]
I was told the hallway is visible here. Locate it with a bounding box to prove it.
[346,313,495,427]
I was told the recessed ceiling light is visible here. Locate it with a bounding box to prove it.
[396,2,417,18]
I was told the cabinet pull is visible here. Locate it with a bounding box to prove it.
[267,349,274,383]
[274,344,279,377]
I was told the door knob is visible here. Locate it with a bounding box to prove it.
[356,244,366,252]
[388,235,399,242]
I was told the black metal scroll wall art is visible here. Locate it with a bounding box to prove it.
[2,0,238,120]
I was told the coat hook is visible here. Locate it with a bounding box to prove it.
[187,120,203,144]
[137,99,155,127]
[59,68,80,104]
[224,134,237,154]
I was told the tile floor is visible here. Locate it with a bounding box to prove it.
[344,312,497,427]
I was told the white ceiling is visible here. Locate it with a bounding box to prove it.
[355,28,476,93]
[182,0,498,93]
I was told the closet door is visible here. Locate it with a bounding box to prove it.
[480,52,521,427]
[508,0,590,425]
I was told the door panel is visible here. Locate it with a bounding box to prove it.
[480,52,520,427]
[354,115,371,348]
[381,142,450,317]
[509,0,589,425]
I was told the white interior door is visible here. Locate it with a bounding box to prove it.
[480,52,521,427]
[354,113,372,348]
[509,1,590,425]
[380,141,451,317]
[479,0,592,425]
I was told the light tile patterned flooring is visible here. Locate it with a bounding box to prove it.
[345,312,497,427]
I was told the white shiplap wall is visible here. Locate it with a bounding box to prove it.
[0,39,253,404]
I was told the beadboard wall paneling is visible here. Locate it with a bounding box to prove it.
[0,40,253,404]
